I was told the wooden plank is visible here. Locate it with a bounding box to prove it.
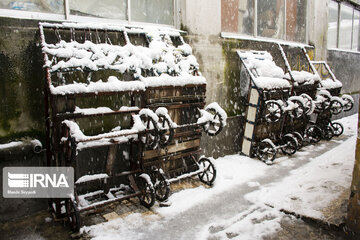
[143,139,200,160]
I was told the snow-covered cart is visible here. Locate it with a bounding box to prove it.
[279,45,353,140]
[237,50,307,164]
[40,22,225,231]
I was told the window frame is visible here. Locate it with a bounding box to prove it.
[0,0,178,28]
[328,0,360,52]
[222,0,309,44]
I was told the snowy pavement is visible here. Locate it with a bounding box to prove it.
[81,114,357,240]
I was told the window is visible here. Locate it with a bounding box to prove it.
[328,1,360,51]
[0,0,175,26]
[0,0,64,14]
[221,0,307,43]
[70,0,127,20]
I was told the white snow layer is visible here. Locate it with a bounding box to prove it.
[81,114,358,240]
[320,78,343,89]
[284,70,321,85]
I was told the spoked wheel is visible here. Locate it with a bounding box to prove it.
[198,157,217,185]
[264,100,283,123]
[281,135,298,155]
[288,99,305,119]
[342,95,354,112]
[300,93,315,115]
[331,122,344,137]
[291,132,303,150]
[203,108,224,136]
[305,125,322,143]
[315,95,331,111]
[151,169,170,202]
[157,114,174,148]
[322,125,334,140]
[329,99,343,115]
[65,199,81,232]
[140,112,159,149]
[256,140,277,164]
[137,174,155,208]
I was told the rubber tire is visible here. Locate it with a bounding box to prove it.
[140,113,159,149]
[291,132,303,150]
[152,169,170,202]
[198,157,217,185]
[65,199,81,233]
[256,140,277,163]
[306,125,322,143]
[264,101,283,123]
[322,125,334,141]
[331,122,344,137]
[203,108,224,136]
[281,135,298,155]
[329,99,343,115]
[157,114,174,148]
[137,174,156,208]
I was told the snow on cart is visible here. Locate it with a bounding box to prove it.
[237,50,308,164]
[40,22,226,232]
[280,44,353,140]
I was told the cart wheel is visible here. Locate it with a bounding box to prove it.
[157,114,174,148]
[315,95,330,111]
[140,112,159,149]
[300,93,315,115]
[305,125,322,143]
[329,99,343,115]
[291,132,303,150]
[256,140,277,164]
[281,135,298,155]
[65,199,81,232]
[203,108,224,136]
[289,99,305,119]
[264,100,283,123]
[151,169,170,202]
[331,122,344,137]
[342,95,354,112]
[198,157,217,186]
[137,174,155,208]
[322,125,334,140]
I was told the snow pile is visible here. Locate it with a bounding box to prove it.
[320,78,343,89]
[205,102,228,127]
[238,50,291,89]
[50,77,145,95]
[42,23,203,91]
[76,173,109,184]
[284,70,320,85]
[61,113,147,150]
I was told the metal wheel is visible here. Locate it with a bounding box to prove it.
[203,108,224,136]
[157,114,174,148]
[137,174,155,208]
[305,125,322,143]
[300,93,314,115]
[140,112,159,149]
[256,140,277,163]
[342,95,354,112]
[151,169,170,202]
[329,99,343,115]
[288,99,305,119]
[291,132,303,150]
[198,157,217,185]
[331,122,344,137]
[65,199,81,232]
[264,100,283,123]
[281,135,298,155]
[315,95,330,111]
[322,125,334,140]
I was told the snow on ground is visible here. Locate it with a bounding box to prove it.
[82,114,358,240]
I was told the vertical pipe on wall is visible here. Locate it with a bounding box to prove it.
[337,2,341,48]
[64,0,70,20]
[284,0,287,40]
[351,8,354,49]
[127,0,131,24]
[305,0,309,44]
[254,0,257,37]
